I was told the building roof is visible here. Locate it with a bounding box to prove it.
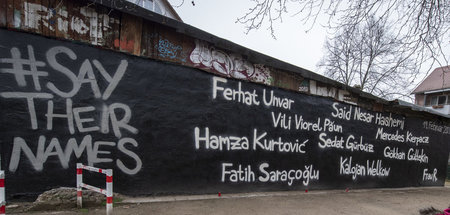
[412,66,450,94]
[88,0,450,107]
[160,0,183,22]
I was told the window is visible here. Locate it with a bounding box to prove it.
[426,95,448,106]
[438,95,446,105]
[142,0,154,11]
[154,2,162,15]
[430,96,438,106]
[425,96,431,106]
[127,0,156,12]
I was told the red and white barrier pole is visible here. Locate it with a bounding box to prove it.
[76,163,113,215]
[76,163,83,208]
[0,170,5,215]
[106,170,113,215]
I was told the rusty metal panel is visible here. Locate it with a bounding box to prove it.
[8,0,23,29]
[68,1,92,43]
[158,26,191,64]
[141,19,158,58]
[373,103,384,112]
[39,0,53,37]
[0,1,6,26]
[179,34,196,67]
[111,9,121,50]
[13,0,121,46]
[5,0,13,28]
[142,22,191,64]
[25,0,44,33]
[16,0,24,29]
[117,13,142,55]
[80,2,111,45]
[269,70,304,92]
[97,6,120,49]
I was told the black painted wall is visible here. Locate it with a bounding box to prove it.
[0,29,449,197]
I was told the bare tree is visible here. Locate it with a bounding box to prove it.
[319,16,417,100]
[236,0,449,73]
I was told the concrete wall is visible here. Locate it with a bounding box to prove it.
[0,0,450,197]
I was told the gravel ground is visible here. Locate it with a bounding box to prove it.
[7,184,450,215]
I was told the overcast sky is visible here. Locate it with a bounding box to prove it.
[169,0,449,88]
[169,0,328,73]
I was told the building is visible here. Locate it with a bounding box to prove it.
[412,66,450,115]
[126,0,182,21]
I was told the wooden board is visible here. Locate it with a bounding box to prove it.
[0,1,7,26]
[119,13,142,55]
[141,19,157,58]
[6,0,15,28]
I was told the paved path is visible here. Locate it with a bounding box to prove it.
[9,186,450,214]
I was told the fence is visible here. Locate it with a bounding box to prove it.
[0,170,4,215]
[447,164,450,180]
[447,153,450,180]
[76,163,113,215]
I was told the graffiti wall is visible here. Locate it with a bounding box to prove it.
[190,40,272,84]
[0,30,449,196]
[1,0,360,103]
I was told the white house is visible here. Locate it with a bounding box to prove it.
[127,0,183,21]
[412,66,450,115]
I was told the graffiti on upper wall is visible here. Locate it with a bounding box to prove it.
[190,40,272,84]
[0,44,142,175]
[299,80,309,92]
[5,0,362,106]
[145,33,188,63]
[309,80,357,105]
[21,2,119,45]
[156,39,187,62]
